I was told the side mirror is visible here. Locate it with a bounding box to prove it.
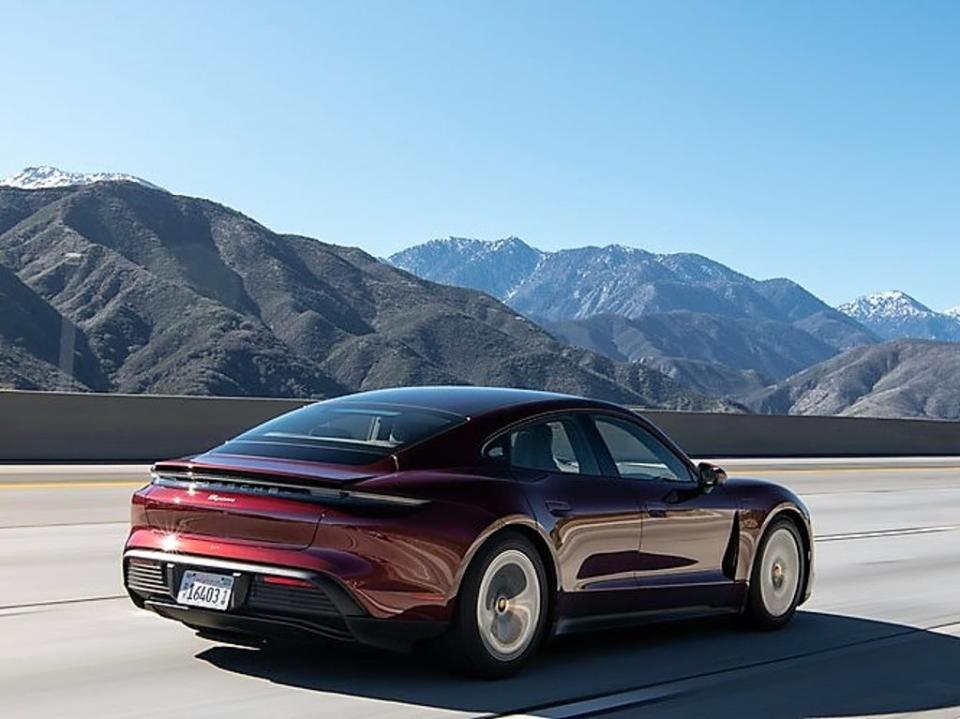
[697,462,727,492]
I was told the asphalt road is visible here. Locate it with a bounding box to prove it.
[2,458,960,718]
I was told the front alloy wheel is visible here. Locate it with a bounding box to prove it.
[743,517,806,629]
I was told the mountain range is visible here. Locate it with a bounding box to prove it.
[542,312,836,395]
[2,167,956,420]
[0,177,733,411]
[838,290,960,342]
[743,340,960,420]
[390,238,879,387]
[391,238,872,348]
[391,237,960,419]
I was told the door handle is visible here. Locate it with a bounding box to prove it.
[647,506,668,518]
[545,500,572,517]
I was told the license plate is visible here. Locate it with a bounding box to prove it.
[177,570,234,611]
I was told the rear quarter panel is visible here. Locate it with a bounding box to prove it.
[333,470,542,620]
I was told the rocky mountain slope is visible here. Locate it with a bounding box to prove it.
[544,311,839,382]
[391,237,879,395]
[635,356,769,398]
[741,340,960,419]
[390,237,545,301]
[838,291,960,342]
[0,263,106,391]
[0,181,733,410]
[391,237,873,346]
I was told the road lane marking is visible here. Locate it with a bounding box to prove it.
[0,520,128,530]
[496,685,682,718]
[0,595,127,613]
[495,619,960,718]
[734,466,960,475]
[0,481,146,490]
[816,525,960,542]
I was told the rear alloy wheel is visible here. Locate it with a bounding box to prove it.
[742,517,805,630]
[444,533,548,678]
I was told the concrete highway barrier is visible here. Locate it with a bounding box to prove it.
[645,410,960,459]
[0,390,307,462]
[1,389,958,462]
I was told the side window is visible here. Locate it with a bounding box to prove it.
[484,417,599,475]
[592,416,693,482]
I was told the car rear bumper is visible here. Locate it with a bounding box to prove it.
[123,549,447,651]
[125,527,456,621]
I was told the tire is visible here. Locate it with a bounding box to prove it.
[741,517,806,630]
[440,532,549,679]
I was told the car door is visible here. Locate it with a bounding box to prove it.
[485,414,644,617]
[587,413,740,610]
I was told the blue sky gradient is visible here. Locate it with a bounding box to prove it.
[2,1,957,308]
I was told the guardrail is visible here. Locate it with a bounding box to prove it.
[1,390,959,462]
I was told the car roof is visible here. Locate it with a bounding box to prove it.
[329,385,584,417]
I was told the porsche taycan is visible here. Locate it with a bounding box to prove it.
[123,386,813,677]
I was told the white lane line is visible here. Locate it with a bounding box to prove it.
[497,686,681,718]
[496,685,682,718]
[0,464,150,475]
[0,595,126,613]
[0,481,146,490]
[0,521,128,530]
[497,620,960,719]
[816,525,960,542]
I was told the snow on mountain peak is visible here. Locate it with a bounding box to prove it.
[945,306,960,320]
[838,291,960,342]
[838,290,934,320]
[0,166,164,191]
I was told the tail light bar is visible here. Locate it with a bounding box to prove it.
[149,471,428,508]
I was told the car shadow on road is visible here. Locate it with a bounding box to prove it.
[197,611,960,717]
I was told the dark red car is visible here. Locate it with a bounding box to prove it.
[123,386,813,677]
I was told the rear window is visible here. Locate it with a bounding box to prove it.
[213,401,465,465]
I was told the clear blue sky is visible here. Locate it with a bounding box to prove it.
[2,1,958,309]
